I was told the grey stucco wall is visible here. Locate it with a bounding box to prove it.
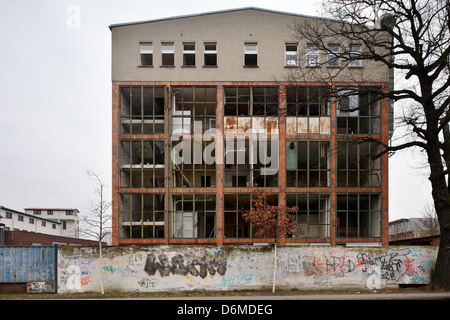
[110,9,389,83]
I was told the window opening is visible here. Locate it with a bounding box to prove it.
[224,86,278,134]
[327,44,340,67]
[224,137,279,188]
[119,194,165,239]
[337,193,381,238]
[286,86,331,134]
[244,43,258,67]
[336,87,381,134]
[348,44,362,67]
[306,44,319,67]
[285,43,298,66]
[172,194,216,239]
[183,42,195,66]
[286,140,331,187]
[286,193,331,238]
[204,42,217,66]
[140,42,153,66]
[162,42,175,66]
[119,140,165,188]
[337,140,381,188]
[120,86,165,134]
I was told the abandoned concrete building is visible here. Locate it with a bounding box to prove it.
[109,7,391,246]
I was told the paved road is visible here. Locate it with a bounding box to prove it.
[122,292,450,300]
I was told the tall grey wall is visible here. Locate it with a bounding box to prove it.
[57,245,437,293]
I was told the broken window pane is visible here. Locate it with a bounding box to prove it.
[337,140,381,188]
[171,194,216,239]
[120,86,165,134]
[286,193,331,238]
[224,86,279,134]
[172,86,216,134]
[286,141,331,187]
[336,87,381,134]
[286,86,331,134]
[119,140,165,189]
[171,139,216,188]
[119,193,165,239]
[337,193,381,238]
[224,138,279,188]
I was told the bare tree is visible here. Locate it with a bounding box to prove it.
[80,170,112,244]
[291,0,450,289]
[418,202,441,236]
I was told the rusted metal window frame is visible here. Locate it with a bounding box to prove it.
[286,193,332,239]
[336,140,382,188]
[224,137,279,188]
[336,86,382,135]
[286,140,331,188]
[171,194,217,239]
[285,86,331,134]
[119,193,165,240]
[336,193,382,239]
[119,139,165,189]
[119,85,165,134]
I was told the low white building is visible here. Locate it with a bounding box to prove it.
[0,206,80,238]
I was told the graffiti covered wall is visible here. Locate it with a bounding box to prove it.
[57,245,437,293]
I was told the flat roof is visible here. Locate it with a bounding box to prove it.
[108,6,320,29]
[24,208,79,212]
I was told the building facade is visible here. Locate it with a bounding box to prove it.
[110,7,390,246]
[0,206,63,236]
[24,208,80,238]
[389,218,440,242]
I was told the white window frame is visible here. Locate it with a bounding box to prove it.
[183,42,196,66]
[348,44,362,68]
[161,42,175,66]
[306,44,319,67]
[285,43,298,67]
[204,42,217,66]
[244,43,258,66]
[139,42,153,66]
[327,44,340,67]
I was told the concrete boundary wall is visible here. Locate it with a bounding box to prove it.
[57,245,437,293]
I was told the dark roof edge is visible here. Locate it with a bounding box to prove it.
[108,6,320,30]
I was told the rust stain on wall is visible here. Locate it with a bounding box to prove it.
[238,117,251,133]
[286,117,297,134]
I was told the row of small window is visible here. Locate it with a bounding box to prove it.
[140,42,218,67]
[139,42,362,68]
[32,210,75,216]
[118,193,381,240]
[4,212,58,228]
[119,139,382,189]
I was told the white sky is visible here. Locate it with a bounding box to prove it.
[0,0,432,222]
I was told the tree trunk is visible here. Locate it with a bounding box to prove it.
[426,137,450,289]
[432,222,450,290]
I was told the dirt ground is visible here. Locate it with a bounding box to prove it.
[1,284,448,300]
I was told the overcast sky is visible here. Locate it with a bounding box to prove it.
[0,0,432,222]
